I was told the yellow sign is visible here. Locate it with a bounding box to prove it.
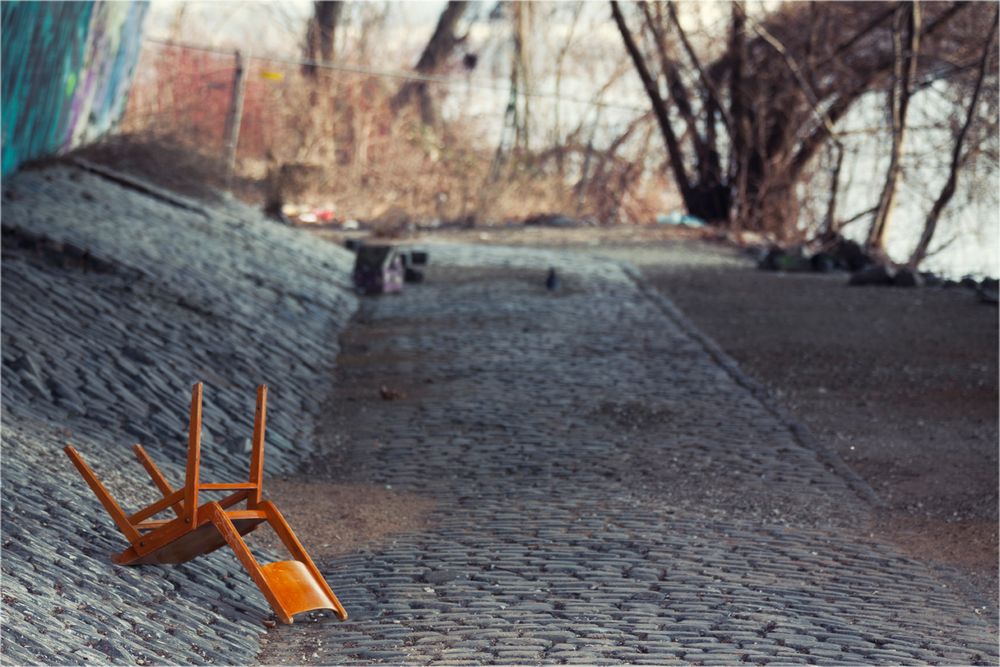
[260,71,284,81]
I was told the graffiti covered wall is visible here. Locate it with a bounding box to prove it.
[2,1,148,177]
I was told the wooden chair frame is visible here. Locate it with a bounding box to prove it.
[65,382,347,624]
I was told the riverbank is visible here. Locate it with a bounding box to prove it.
[629,240,998,606]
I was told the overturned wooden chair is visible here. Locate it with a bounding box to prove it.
[64,382,347,624]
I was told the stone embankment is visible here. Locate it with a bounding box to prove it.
[1,164,357,664]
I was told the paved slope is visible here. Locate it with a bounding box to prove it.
[1,165,357,665]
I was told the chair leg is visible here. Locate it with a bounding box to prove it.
[259,500,348,620]
[207,502,293,624]
[65,446,142,544]
[132,444,184,517]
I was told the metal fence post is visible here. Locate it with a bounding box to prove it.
[223,49,248,189]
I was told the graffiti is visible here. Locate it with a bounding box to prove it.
[1,1,148,177]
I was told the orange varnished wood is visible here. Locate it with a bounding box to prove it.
[184,383,202,527]
[65,381,348,625]
[248,385,267,507]
[218,489,250,509]
[116,501,257,562]
[128,506,210,557]
[260,500,348,620]
[128,488,185,524]
[136,519,171,531]
[64,447,141,543]
[120,513,265,565]
[208,502,292,624]
[127,501,259,558]
[132,444,183,516]
[261,561,340,618]
[225,509,267,520]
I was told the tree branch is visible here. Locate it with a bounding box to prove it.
[789,1,969,178]
[610,0,692,200]
[909,5,998,267]
[665,0,733,133]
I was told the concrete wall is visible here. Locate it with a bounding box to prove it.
[1,1,148,177]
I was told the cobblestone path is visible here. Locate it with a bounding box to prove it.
[263,245,997,665]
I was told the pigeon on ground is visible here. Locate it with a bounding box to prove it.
[379,385,405,400]
[546,267,560,291]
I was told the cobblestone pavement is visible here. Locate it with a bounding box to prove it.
[262,245,997,665]
[2,166,996,667]
[2,165,356,665]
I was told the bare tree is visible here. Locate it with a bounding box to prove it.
[493,0,534,168]
[302,1,344,76]
[610,0,972,238]
[511,1,533,153]
[391,1,469,126]
[909,7,998,268]
[550,1,584,167]
[610,1,699,217]
[866,2,921,253]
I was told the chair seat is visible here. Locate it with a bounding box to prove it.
[120,516,266,565]
[260,560,340,618]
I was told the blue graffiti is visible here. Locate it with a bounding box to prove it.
[1,1,148,177]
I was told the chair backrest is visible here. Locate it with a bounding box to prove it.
[182,382,269,515]
[248,384,267,507]
[184,382,203,526]
[66,382,270,547]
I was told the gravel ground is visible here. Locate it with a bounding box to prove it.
[609,240,998,607]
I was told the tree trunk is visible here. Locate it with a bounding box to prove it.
[610,2,696,213]
[728,0,748,230]
[511,2,532,153]
[302,1,343,76]
[867,2,921,252]
[391,1,468,126]
[821,142,845,240]
[629,1,730,223]
[551,2,583,178]
[612,1,967,233]
[740,177,799,240]
[909,7,997,268]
